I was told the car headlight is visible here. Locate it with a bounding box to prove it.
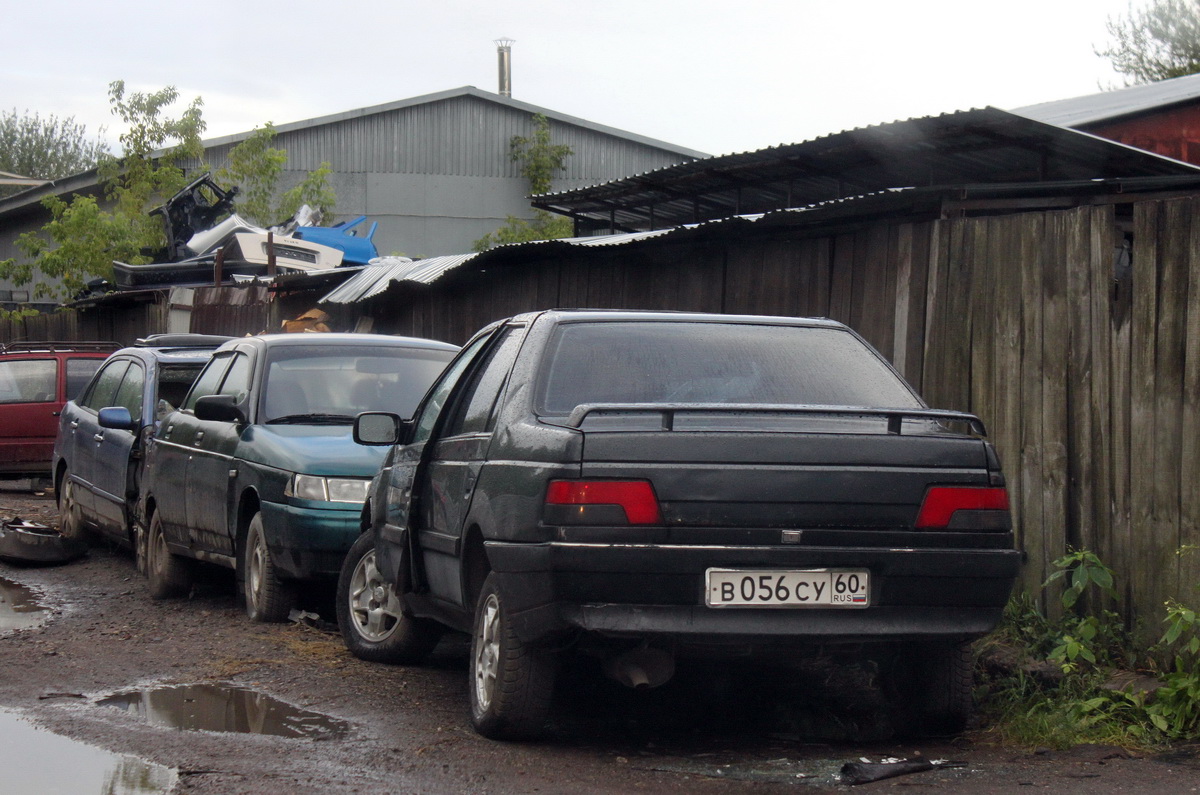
[286,474,370,504]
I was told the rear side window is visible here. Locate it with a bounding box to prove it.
[536,322,921,415]
[112,363,146,417]
[82,361,129,411]
[0,359,56,404]
[184,355,233,411]
[66,358,104,399]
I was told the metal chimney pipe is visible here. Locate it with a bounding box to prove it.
[495,38,514,97]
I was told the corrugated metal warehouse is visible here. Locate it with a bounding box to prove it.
[0,86,705,305]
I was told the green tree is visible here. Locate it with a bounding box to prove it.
[1098,0,1200,85]
[474,113,574,252]
[215,122,336,226]
[1,82,336,305]
[0,81,206,301]
[0,110,108,198]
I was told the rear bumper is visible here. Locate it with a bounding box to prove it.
[484,540,1021,647]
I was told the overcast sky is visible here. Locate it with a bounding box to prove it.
[6,0,1141,158]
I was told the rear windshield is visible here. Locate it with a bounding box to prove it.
[261,344,455,423]
[536,322,921,415]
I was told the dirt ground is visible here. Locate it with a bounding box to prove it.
[2,482,1199,794]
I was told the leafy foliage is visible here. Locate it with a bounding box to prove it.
[0,82,336,307]
[0,110,108,198]
[1097,0,1200,85]
[983,547,1200,747]
[474,113,574,252]
[214,123,336,226]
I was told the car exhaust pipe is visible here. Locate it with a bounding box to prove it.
[603,647,675,689]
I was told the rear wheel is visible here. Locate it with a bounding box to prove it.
[469,573,557,740]
[336,530,440,663]
[146,512,192,599]
[243,512,295,623]
[57,475,90,543]
[884,640,974,737]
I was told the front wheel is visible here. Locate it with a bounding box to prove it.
[336,530,440,663]
[469,573,557,740]
[243,512,296,623]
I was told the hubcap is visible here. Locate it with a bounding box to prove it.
[348,550,402,642]
[249,535,265,607]
[473,594,501,711]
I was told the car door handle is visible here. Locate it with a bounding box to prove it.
[70,420,79,429]
[93,433,104,443]
[194,431,204,446]
[464,470,477,496]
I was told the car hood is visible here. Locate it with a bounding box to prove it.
[240,424,385,478]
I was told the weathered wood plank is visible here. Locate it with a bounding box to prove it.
[1041,211,1071,618]
[1153,200,1188,618]
[1066,207,1096,554]
[992,214,1024,591]
[892,224,914,378]
[1019,212,1047,598]
[1109,214,1133,623]
[921,220,949,402]
[1129,200,1160,634]
[903,223,931,390]
[829,234,855,326]
[1086,206,1115,583]
[1179,197,1200,602]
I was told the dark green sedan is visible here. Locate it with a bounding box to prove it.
[140,333,458,621]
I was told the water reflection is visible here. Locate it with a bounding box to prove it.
[99,683,350,739]
[0,709,174,795]
[0,576,45,633]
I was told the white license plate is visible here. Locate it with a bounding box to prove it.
[705,568,870,608]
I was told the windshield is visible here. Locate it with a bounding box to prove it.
[261,344,454,424]
[536,322,921,415]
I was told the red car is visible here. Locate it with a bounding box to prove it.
[0,342,120,482]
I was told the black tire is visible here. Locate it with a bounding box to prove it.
[57,474,91,543]
[469,573,557,740]
[884,640,974,737]
[336,530,440,663]
[146,511,192,599]
[243,512,296,623]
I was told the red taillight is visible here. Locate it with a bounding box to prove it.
[915,486,1010,529]
[545,480,663,525]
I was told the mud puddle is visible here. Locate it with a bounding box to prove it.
[0,576,46,633]
[98,683,351,739]
[0,709,175,794]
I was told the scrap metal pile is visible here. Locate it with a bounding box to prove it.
[106,174,379,291]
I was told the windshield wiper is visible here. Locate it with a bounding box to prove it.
[265,413,355,425]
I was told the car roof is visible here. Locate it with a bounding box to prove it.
[512,309,849,330]
[0,341,121,357]
[216,333,460,353]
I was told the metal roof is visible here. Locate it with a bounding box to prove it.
[0,87,708,223]
[320,173,1200,306]
[532,107,1200,232]
[186,86,707,162]
[1013,72,1200,128]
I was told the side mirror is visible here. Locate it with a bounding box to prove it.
[194,394,246,424]
[354,411,406,446]
[98,406,139,431]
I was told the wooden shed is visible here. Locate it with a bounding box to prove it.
[311,109,1200,631]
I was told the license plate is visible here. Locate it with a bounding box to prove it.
[705,568,870,608]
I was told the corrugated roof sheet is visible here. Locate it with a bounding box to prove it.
[1013,72,1200,128]
[532,107,1200,232]
[321,173,1200,306]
